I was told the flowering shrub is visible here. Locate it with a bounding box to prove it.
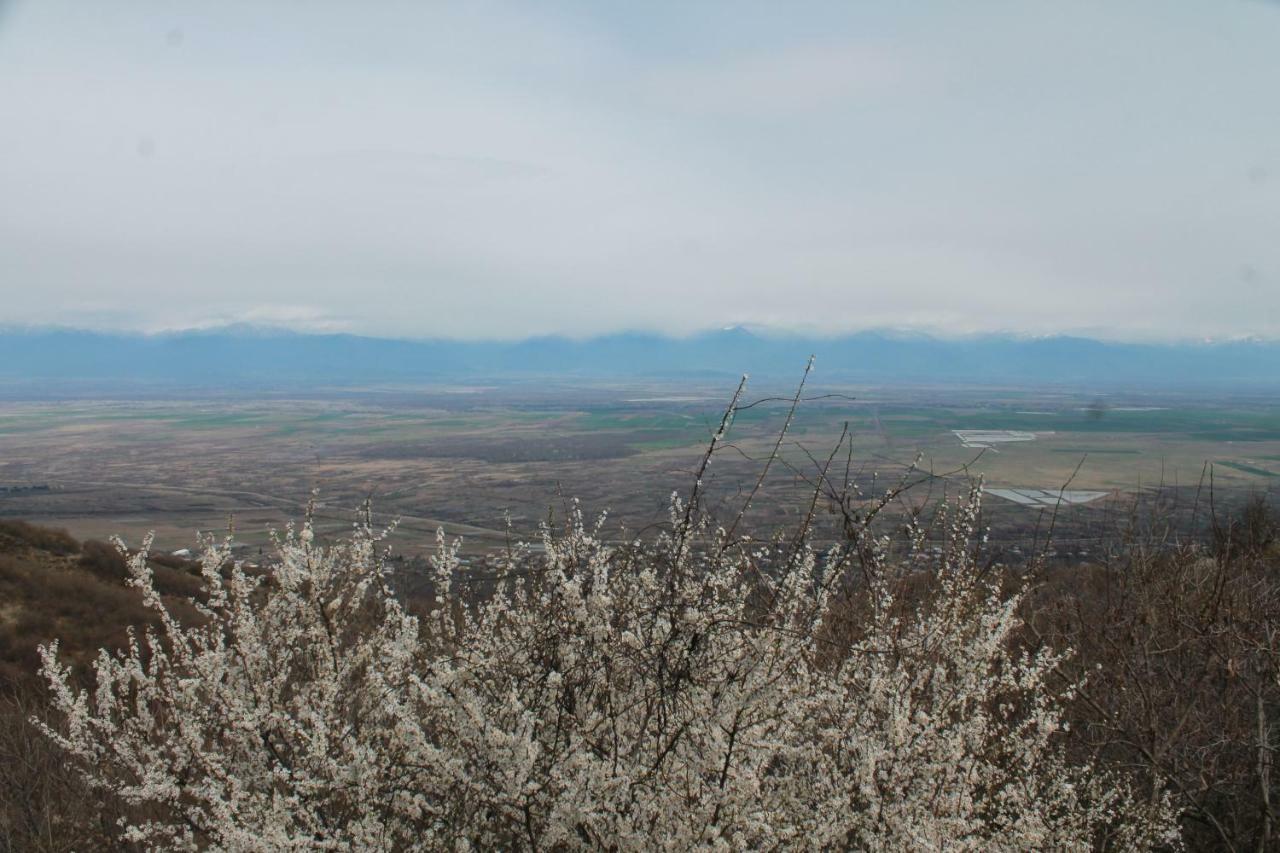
[35,481,1179,850]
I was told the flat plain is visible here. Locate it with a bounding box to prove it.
[1,379,1277,556]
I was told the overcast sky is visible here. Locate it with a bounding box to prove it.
[1,1,1277,341]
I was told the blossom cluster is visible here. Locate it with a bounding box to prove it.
[37,487,1178,850]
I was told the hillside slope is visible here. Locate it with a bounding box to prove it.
[0,521,202,692]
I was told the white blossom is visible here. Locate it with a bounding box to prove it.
[37,486,1178,850]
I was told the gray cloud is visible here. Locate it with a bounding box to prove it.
[0,0,1277,341]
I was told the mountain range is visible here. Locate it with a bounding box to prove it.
[0,326,1276,391]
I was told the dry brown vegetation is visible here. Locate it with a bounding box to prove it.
[2,489,1279,847]
[0,525,211,851]
[1032,493,1280,852]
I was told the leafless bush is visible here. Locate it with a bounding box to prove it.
[1034,489,1280,851]
[0,691,128,852]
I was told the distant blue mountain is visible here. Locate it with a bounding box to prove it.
[0,326,1277,390]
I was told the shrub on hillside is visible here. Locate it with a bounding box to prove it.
[0,520,78,556]
[1212,490,1278,562]
[77,539,129,581]
[0,530,206,697]
[1035,492,1280,851]
[79,538,205,599]
[35,487,1177,850]
[0,526,208,849]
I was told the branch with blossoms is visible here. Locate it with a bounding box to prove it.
[35,368,1180,850]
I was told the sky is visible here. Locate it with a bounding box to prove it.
[0,1,1277,342]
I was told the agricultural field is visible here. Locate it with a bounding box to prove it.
[0,380,1277,556]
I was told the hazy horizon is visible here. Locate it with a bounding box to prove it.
[4,320,1280,347]
[2,1,1278,342]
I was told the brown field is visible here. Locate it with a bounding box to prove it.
[1,380,1276,556]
